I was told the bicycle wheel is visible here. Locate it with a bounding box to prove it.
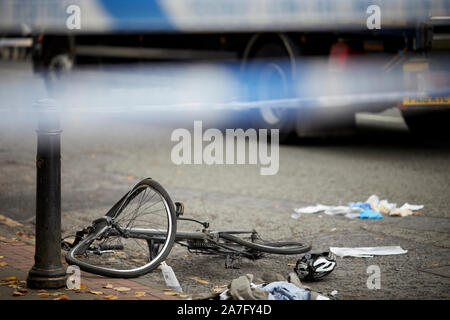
[66,178,177,278]
[218,232,311,255]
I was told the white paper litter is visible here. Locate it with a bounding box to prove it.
[330,246,408,258]
[295,204,330,214]
[366,195,424,217]
[402,203,424,211]
[291,204,362,219]
[291,204,330,219]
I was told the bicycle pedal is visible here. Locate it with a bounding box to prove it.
[175,202,184,217]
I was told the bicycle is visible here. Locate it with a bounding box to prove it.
[62,178,311,278]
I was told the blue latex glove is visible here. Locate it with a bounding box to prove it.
[359,209,383,219]
[349,202,371,210]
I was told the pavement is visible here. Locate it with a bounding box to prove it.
[0,225,181,300]
[1,60,450,300]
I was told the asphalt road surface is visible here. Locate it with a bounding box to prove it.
[0,61,449,299]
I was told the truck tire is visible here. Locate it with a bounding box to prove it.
[244,41,298,143]
[401,108,450,137]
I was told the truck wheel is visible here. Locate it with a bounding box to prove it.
[401,108,450,137]
[245,41,298,143]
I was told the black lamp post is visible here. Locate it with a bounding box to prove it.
[27,99,66,289]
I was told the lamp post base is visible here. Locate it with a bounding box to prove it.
[27,266,67,289]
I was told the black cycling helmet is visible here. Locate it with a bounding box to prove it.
[294,252,336,281]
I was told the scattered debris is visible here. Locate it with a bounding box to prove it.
[135,291,146,297]
[293,195,424,220]
[212,285,228,293]
[89,290,104,295]
[292,204,363,219]
[189,277,210,285]
[287,263,296,267]
[103,283,114,289]
[104,295,119,300]
[263,281,311,300]
[0,214,23,227]
[161,262,183,292]
[216,273,330,301]
[358,209,382,219]
[367,196,423,217]
[37,292,50,297]
[113,287,131,292]
[330,246,408,258]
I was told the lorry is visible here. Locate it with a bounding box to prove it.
[1,0,450,139]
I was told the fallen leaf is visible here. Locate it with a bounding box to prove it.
[1,276,17,281]
[184,254,192,258]
[212,285,228,293]
[54,294,70,300]
[0,256,4,259]
[103,283,114,289]
[114,252,127,259]
[7,279,19,284]
[0,214,23,227]
[49,292,64,296]
[89,291,104,295]
[287,263,296,267]
[79,284,87,290]
[374,237,384,241]
[17,288,29,293]
[135,291,146,297]
[114,287,131,292]
[37,289,47,293]
[131,259,147,264]
[38,293,50,297]
[163,289,173,292]
[12,291,25,296]
[189,277,209,285]
[104,295,118,300]
[179,294,190,299]
[0,262,8,267]
[164,291,180,296]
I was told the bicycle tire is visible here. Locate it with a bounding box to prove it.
[218,232,311,255]
[66,178,177,278]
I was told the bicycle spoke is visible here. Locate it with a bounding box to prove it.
[69,180,175,274]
